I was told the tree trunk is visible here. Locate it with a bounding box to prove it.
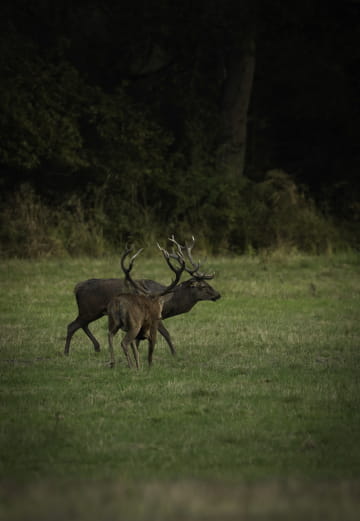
[217,35,256,180]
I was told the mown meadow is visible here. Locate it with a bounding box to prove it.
[0,252,359,520]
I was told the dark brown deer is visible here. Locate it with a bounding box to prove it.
[64,236,220,356]
[107,243,185,368]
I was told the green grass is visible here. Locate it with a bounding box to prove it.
[0,252,360,519]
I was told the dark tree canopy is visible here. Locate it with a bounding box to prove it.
[0,0,359,255]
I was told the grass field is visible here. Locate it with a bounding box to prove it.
[0,252,360,519]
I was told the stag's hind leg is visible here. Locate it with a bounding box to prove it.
[83,324,101,352]
[65,317,100,355]
[121,330,140,369]
[108,315,121,368]
[130,341,140,369]
[64,319,79,355]
[108,329,119,368]
[147,326,158,367]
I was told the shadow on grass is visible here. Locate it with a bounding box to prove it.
[1,479,360,521]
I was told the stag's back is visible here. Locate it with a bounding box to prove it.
[74,278,165,322]
[75,279,125,321]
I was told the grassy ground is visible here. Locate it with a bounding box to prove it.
[0,252,359,519]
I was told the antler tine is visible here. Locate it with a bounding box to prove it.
[120,245,131,275]
[129,247,144,267]
[167,234,186,262]
[167,234,201,276]
[157,241,186,295]
[183,235,215,280]
[120,246,145,293]
[184,235,197,265]
[164,235,215,281]
[185,235,195,254]
[121,246,143,272]
[181,235,201,276]
[157,242,183,268]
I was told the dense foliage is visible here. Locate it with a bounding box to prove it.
[0,1,359,256]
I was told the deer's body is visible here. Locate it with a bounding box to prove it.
[64,277,220,355]
[107,294,164,368]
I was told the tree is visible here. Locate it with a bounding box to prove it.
[216,31,256,180]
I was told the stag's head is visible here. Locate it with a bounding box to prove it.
[168,235,221,302]
[120,235,221,303]
[181,278,221,302]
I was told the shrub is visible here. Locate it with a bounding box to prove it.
[0,184,109,258]
[0,173,352,258]
[227,170,344,254]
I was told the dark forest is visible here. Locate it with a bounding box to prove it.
[1,1,359,256]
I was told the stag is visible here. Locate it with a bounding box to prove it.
[107,243,185,368]
[64,236,221,356]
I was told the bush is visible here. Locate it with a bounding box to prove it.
[225,170,345,254]
[0,184,109,258]
[0,173,354,258]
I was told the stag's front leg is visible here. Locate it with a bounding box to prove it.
[158,320,176,356]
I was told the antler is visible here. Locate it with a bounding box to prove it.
[169,234,214,280]
[157,240,186,295]
[120,246,147,294]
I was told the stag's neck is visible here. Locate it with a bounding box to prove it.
[161,286,196,318]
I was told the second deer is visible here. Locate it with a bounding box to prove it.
[107,243,185,368]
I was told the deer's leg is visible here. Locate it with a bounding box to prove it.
[147,339,155,367]
[82,325,101,352]
[65,320,78,355]
[108,331,116,368]
[130,341,140,369]
[108,316,120,368]
[65,318,100,355]
[64,318,83,355]
[147,327,158,367]
[108,331,115,367]
[158,321,176,356]
[121,331,139,368]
